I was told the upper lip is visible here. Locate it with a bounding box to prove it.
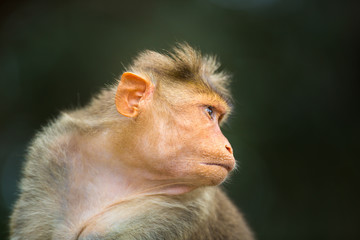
[202,162,234,172]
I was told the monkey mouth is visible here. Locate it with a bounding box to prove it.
[202,162,234,172]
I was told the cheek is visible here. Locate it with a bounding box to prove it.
[169,126,233,183]
[135,116,186,171]
[156,119,203,173]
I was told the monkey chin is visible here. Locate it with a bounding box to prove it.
[199,163,231,186]
[160,163,231,195]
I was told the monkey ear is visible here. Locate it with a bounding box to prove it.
[115,72,153,118]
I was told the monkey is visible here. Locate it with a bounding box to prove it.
[9,43,254,240]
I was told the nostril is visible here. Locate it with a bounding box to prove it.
[225,145,232,154]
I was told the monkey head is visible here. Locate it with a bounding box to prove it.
[113,71,235,194]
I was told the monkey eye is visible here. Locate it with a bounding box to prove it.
[205,106,215,120]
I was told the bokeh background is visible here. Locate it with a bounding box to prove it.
[0,0,359,239]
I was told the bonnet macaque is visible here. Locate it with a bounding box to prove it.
[10,44,254,240]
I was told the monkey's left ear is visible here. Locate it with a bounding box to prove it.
[115,72,153,118]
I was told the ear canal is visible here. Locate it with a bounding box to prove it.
[115,72,152,118]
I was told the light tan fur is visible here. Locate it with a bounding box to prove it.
[10,43,254,240]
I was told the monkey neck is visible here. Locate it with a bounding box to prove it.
[64,129,197,230]
[77,129,196,193]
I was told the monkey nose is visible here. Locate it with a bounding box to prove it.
[225,144,233,154]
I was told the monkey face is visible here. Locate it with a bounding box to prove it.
[127,88,235,189]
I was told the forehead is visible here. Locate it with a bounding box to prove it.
[158,81,231,112]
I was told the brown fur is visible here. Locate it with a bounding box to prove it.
[10,44,254,240]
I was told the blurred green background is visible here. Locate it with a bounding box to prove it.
[0,0,359,239]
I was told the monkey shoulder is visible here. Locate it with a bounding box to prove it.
[79,187,254,240]
[10,114,86,239]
